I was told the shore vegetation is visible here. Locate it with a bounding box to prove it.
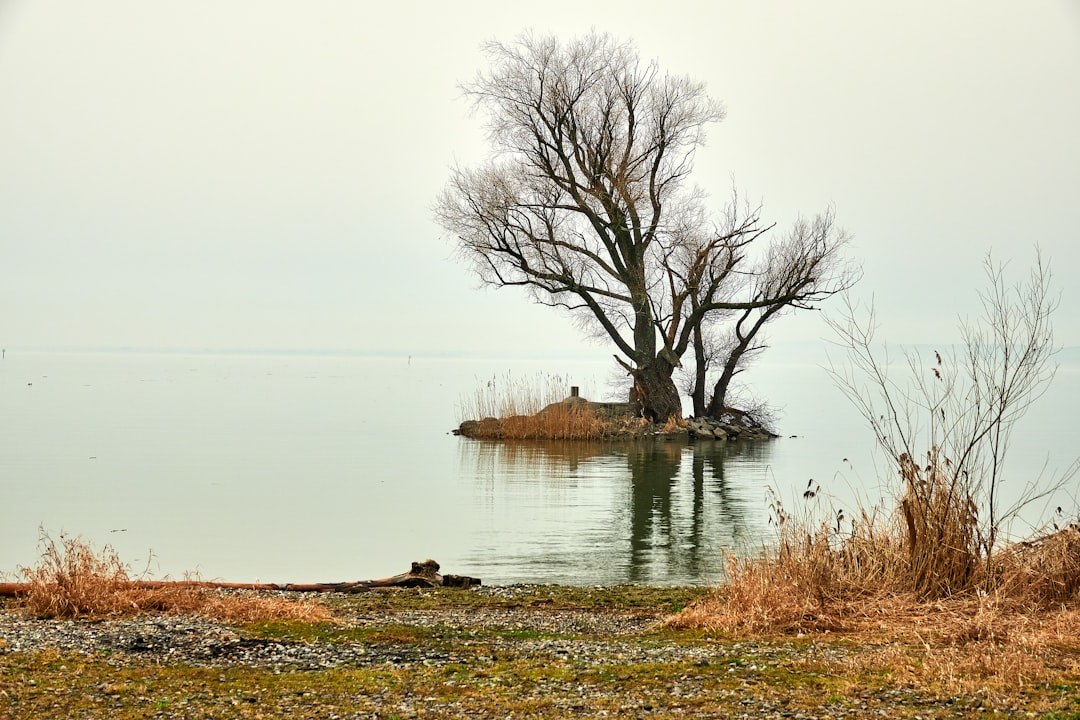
[9,531,329,623]
[3,577,1079,718]
[670,251,1079,654]
[456,371,661,440]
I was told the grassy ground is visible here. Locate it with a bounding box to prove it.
[3,585,1079,719]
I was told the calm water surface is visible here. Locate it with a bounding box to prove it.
[1,349,1075,585]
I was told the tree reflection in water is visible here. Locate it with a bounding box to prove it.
[457,438,775,585]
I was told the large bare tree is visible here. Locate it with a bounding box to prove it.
[437,33,856,420]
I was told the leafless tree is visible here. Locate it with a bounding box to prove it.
[828,249,1076,587]
[696,209,856,418]
[437,32,856,420]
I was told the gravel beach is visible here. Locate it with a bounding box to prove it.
[2,586,1078,719]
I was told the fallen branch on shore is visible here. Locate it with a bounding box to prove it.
[0,559,480,598]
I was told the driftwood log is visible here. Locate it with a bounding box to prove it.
[0,559,480,598]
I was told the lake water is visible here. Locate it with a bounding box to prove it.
[1,348,1076,586]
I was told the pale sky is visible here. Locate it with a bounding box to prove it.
[2,1,1078,356]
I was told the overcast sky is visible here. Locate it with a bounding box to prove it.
[2,1,1078,358]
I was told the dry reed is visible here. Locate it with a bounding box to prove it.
[499,402,609,440]
[459,372,623,440]
[668,532,1080,691]
[462,371,579,420]
[668,467,1080,637]
[16,532,332,623]
[666,449,1080,693]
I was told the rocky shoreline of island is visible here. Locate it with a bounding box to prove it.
[453,392,778,442]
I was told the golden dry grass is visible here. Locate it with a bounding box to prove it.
[846,601,1080,694]
[667,461,1080,689]
[459,371,641,440]
[667,445,1080,694]
[997,521,1080,604]
[672,451,1080,633]
[668,520,1080,631]
[16,533,332,623]
[498,402,611,440]
[668,571,1080,692]
[461,371,581,421]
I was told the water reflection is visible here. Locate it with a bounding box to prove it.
[456,438,775,585]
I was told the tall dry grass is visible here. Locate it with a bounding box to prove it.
[462,371,579,420]
[15,532,332,623]
[499,402,611,440]
[18,532,133,619]
[671,517,1080,692]
[670,473,1080,637]
[459,372,623,440]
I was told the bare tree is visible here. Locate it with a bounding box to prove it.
[437,33,855,420]
[828,249,1076,592]
[699,210,856,418]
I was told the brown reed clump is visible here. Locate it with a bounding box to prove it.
[892,448,985,598]
[499,402,609,440]
[459,371,621,440]
[16,532,332,623]
[997,521,1080,606]
[461,371,576,421]
[18,532,133,619]
[667,470,1080,637]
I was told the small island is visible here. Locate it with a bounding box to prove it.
[455,385,777,442]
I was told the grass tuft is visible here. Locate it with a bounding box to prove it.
[16,532,331,623]
[461,371,583,421]
[458,372,634,440]
[667,469,1080,638]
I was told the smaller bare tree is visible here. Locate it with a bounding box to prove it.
[827,249,1076,596]
[678,208,857,418]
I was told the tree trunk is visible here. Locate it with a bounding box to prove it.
[630,359,682,421]
[704,347,743,419]
[704,307,778,419]
[690,324,707,417]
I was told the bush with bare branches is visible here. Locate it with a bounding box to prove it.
[673,250,1079,635]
